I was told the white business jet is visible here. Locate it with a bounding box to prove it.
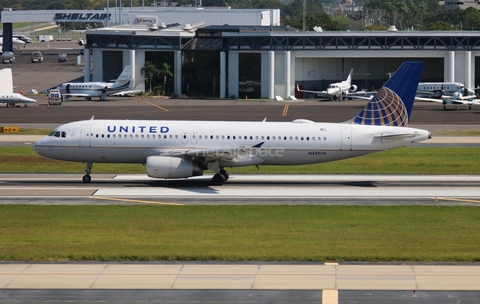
[415,92,480,110]
[35,62,430,185]
[417,82,475,98]
[0,68,36,108]
[56,65,133,101]
[296,68,369,101]
[0,37,26,48]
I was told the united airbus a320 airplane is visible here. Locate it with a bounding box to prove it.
[35,61,431,185]
[56,65,133,101]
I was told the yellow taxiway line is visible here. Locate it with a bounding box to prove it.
[435,197,480,204]
[282,104,289,116]
[93,196,183,206]
[146,101,170,112]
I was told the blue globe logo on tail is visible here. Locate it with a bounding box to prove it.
[353,87,408,127]
[351,61,424,127]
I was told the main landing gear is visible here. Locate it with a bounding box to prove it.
[212,169,229,186]
[83,162,92,183]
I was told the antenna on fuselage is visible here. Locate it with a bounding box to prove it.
[90,115,95,120]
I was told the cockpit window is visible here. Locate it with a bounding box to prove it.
[61,131,66,138]
[54,131,60,137]
[48,131,57,136]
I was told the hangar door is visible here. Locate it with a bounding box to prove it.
[102,51,123,82]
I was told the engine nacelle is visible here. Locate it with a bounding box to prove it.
[349,85,358,92]
[146,156,203,179]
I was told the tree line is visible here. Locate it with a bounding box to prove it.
[2,0,480,31]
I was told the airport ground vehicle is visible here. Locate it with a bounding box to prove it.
[31,51,43,63]
[57,53,67,62]
[38,35,54,42]
[47,89,63,105]
[2,51,15,63]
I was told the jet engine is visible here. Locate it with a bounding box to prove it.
[146,156,203,178]
[349,85,358,92]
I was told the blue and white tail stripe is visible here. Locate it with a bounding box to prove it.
[352,61,424,127]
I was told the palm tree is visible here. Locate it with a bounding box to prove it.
[140,61,160,92]
[158,62,173,95]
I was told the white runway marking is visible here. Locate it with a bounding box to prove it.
[90,174,480,198]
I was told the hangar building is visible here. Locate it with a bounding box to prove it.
[2,7,480,99]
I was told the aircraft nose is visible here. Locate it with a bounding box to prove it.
[34,137,49,157]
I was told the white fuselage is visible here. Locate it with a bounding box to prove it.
[57,82,128,98]
[34,119,430,167]
[0,93,36,106]
[417,82,474,96]
[326,81,351,96]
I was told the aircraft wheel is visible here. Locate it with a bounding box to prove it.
[220,169,229,181]
[24,104,28,108]
[212,174,226,186]
[469,105,472,110]
[82,174,91,183]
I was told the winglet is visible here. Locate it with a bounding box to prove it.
[350,61,424,127]
[252,142,264,148]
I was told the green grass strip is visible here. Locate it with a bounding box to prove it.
[0,205,479,262]
[1,146,480,174]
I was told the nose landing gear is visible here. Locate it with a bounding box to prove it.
[83,162,92,183]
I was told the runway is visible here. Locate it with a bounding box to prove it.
[1,174,480,205]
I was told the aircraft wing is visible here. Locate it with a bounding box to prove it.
[183,143,266,165]
[415,97,480,104]
[296,85,328,96]
[111,90,142,97]
[64,93,92,99]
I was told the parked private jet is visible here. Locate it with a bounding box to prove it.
[0,68,37,108]
[415,92,480,110]
[0,37,26,48]
[35,62,431,185]
[296,68,371,101]
[56,65,133,101]
[417,82,475,98]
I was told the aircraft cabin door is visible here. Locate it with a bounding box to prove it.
[181,132,188,144]
[80,125,92,147]
[341,128,352,151]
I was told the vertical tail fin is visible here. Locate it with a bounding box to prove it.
[113,65,133,87]
[346,68,354,85]
[0,68,14,94]
[350,61,424,127]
